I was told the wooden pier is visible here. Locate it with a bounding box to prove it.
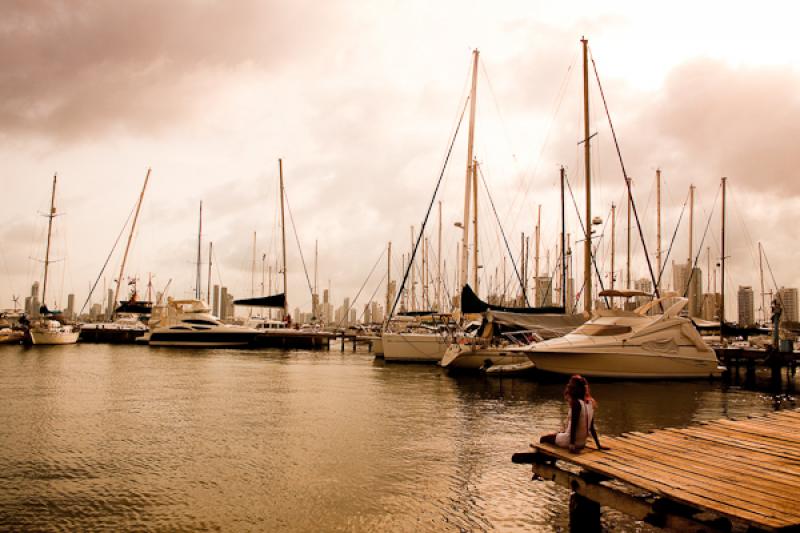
[716,346,799,389]
[513,409,800,532]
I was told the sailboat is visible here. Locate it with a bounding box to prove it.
[28,174,80,345]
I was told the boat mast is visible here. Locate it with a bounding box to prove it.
[720,176,727,340]
[386,241,392,323]
[437,201,442,312]
[41,173,58,310]
[656,168,662,290]
[410,226,415,311]
[610,202,616,293]
[279,158,288,318]
[471,158,479,293]
[112,168,151,319]
[196,201,202,300]
[535,204,541,306]
[207,242,213,305]
[626,177,632,289]
[688,184,695,266]
[422,237,428,309]
[460,49,479,292]
[759,241,766,324]
[581,37,592,313]
[560,166,567,310]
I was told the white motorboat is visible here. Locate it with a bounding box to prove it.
[522,297,723,378]
[147,299,259,347]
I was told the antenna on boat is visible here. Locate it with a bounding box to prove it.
[279,158,288,319]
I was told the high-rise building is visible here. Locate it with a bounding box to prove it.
[777,287,799,323]
[701,293,721,321]
[66,294,75,320]
[672,261,690,297]
[565,277,575,313]
[106,288,114,320]
[737,286,755,326]
[212,285,220,317]
[634,278,653,310]
[687,267,703,317]
[535,277,553,307]
[350,309,357,325]
[220,287,229,320]
[24,296,32,316]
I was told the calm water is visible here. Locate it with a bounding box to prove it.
[0,344,795,532]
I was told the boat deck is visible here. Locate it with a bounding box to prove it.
[514,409,800,531]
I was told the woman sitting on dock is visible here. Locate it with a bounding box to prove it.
[539,375,609,453]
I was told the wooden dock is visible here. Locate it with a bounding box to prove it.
[716,346,799,389]
[513,409,800,532]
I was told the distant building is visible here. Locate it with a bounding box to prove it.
[220,287,229,320]
[672,261,690,297]
[212,285,220,317]
[535,277,553,307]
[363,303,372,324]
[777,287,799,323]
[687,267,703,317]
[106,289,114,320]
[701,293,721,321]
[350,309,357,325]
[634,278,653,310]
[737,286,755,326]
[66,294,75,320]
[90,303,103,321]
[24,296,33,316]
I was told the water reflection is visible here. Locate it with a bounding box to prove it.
[0,345,795,531]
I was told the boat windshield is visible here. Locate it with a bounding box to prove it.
[574,324,632,336]
[183,319,220,326]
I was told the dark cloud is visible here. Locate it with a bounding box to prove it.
[0,0,345,139]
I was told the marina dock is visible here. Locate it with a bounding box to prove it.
[513,409,800,532]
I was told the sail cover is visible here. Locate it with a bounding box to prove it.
[233,293,286,308]
[115,300,153,314]
[460,284,565,314]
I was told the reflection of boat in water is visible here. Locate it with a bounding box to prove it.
[522,296,723,378]
[146,298,259,347]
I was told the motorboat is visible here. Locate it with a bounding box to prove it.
[440,310,586,371]
[521,296,723,378]
[147,298,259,347]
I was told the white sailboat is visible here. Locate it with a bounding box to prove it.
[29,174,79,345]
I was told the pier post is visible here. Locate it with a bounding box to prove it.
[569,492,600,533]
[341,334,345,352]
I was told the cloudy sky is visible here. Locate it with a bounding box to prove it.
[1,0,798,321]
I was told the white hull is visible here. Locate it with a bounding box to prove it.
[527,350,722,378]
[440,344,529,370]
[30,329,80,345]
[382,332,448,363]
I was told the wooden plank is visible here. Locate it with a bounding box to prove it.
[618,433,800,488]
[663,427,800,461]
[532,444,792,528]
[597,438,800,515]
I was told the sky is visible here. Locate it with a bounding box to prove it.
[1,0,798,322]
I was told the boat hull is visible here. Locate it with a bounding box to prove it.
[382,333,448,363]
[440,344,529,370]
[525,349,722,379]
[30,330,80,345]
[148,329,258,348]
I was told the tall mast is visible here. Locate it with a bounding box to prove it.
[279,158,288,318]
[720,176,727,337]
[656,168,662,290]
[437,201,442,312]
[471,158,479,292]
[535,204,541,305]
[386,241,392,324]
[251,231,257,297]
[581,37,592,313]
[207,242,213,304]
[314,239,318,296]
[410,226,416,311]
[196,201,202,300]
[460,49,479,290]
[688,184,695,265]
[626,177,632,289]
[41,173,58,309]
[611,203,616,293]
[560,166,567,310]
[422,237,428,309]
[113,167,151,319]
[758,242,766,324]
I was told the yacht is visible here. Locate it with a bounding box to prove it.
[146,298,259,347]
[521,296,723,378]
[382,315,467,363]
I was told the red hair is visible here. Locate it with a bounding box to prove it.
[564,374,595,405]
